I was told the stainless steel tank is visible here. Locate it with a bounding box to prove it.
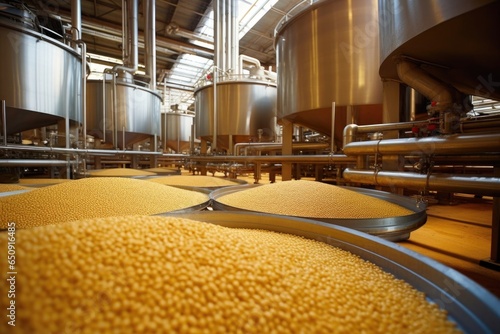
[0,17,81,134]
[86,78,161,148]
[194,80,277,152]
[274,0,383,136]
[161,112,194,153]
[378,0,500,100]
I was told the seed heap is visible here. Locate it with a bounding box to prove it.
[88,168,157,177]
[144,167,179,174]
[0,184,31,193]
[18,178,72,186]
[149,175,243,188]
[0,215,459,334]
[0,177,208,229]
[217,180,413,218]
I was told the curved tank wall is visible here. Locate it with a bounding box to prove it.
[274,0,382,136]
[0,20,82,134]
[86,80,161,148]
[161,112,194,153]
[378,0,500,100]
[194,81,277,152]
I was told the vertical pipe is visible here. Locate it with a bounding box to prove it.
[214,0,222,72]
[79,41,87,150]
[102,70,107,142]
[213,68,218,151]
[331,101,336,153]
[492,166,500,263]
[128,0,138,71]
[71,0,81,46]
[122,0,128,63]
[144,0,156,90]
[2,100,7,146]
[228,0,238,74]
[113,74,118,148]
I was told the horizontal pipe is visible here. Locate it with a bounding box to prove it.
[0,144,163,156]
[405,155,500,165]
[235,142,329,156]
[343,121,431,148]
[188,154,356,164]
[343,169,500,197]
[343,133,500,156]
[0,159,77,167]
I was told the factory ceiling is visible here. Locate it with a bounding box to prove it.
[27,0,308,110]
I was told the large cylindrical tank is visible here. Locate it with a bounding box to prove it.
[86,78,161,148]
[161,112,194,153]
[274,0,382,139]
[194,81,277,152]
[378,0,500,100]
[0,15,81,135]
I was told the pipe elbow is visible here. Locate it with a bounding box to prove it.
[343,124,358,149]
[396,59,453,108]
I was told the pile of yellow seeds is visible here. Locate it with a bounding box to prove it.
[18,178,72,186]
[88,168,157,177]
[149,175,243,188]
[143,167,180,174]
[0,215,460,333]
[217,180,413,218]
[0,184,31,193]
[0,177,208,229]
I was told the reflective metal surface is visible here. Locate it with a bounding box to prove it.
[379,0,500,100]
[0,21,82,134]
[161,112,194,153]
[86,80,161,147]
[162,211,500,334]
[210,184,426,241]
[275,0,382,134]
[194,80,277,151]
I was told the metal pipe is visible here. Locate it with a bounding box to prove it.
[343,124,358,148]
[239,54,260,75]
[344,133,500,156]
[102,70,109,142]
[397,59,454,111]
[144,0,156,90]
[213,68,218,151]
[112,73,118,148]
[76,40,87,149]
[343,120,433,148]
[235,142,329,155]
[59,13,214,59]
[113,0,138,74]
[229,0,238,74]
[331,101,335,152]
[2,100,7,146]
[71,0,81,44]
[343,169,500,197]
[0,144,163,156]
[188,154,356,164]
[0,159,77,167]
